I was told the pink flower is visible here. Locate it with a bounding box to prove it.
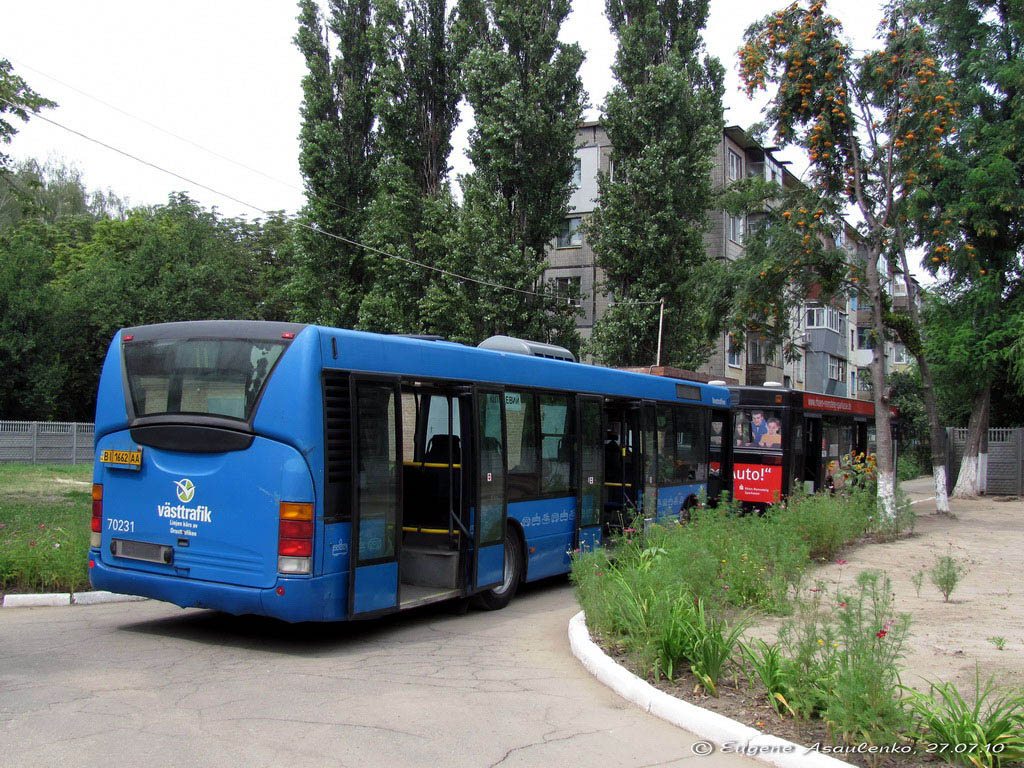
[876,629,887,638]
[810,588,822,592]
[38,524,45,529]
[722,585,731,590]
[835,559,847,565]
[838,602,847,608]
[29,541,36,547]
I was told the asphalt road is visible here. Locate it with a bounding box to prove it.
[0,577,760,768]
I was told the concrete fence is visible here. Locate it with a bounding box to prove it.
[947,427,1024,496]
[0,421,95,465]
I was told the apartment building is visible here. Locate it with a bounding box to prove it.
[546,122,911,397]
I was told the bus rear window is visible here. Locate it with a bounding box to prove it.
[124,339,287,421]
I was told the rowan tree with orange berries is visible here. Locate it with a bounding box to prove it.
[738,0,959,517]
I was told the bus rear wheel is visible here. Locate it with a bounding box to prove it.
[475,529,522,611]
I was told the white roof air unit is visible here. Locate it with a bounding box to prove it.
[477,335,577,362]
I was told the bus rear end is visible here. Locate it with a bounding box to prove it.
[88,321,341,622]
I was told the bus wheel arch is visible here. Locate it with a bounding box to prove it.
[474,520,525,611]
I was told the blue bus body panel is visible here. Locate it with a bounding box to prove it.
[319,328,731,408]
[89,559,347,623]
[509,496,575,581]
[94,330,130,442]
[93,431,313,591]
[656,484,705,519]
[578,527,601,552]
[477,544,504,586]
[352,562,398,615]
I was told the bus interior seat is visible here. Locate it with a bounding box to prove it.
[424,434,460,464]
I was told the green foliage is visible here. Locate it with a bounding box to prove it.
[740,638,794,715]
[930,551,967,602]
[453,0,585,347]
[0,182,299,421]
[771,572,910,746]
[291,0,378,327]
[586,0,725,368]
[889,368,932,472]
[0,464,93,594]
[988,637,1006,652]
[716,182,850,362]
[911,569,924,597]
[0,59,56,175]
[903,670,1024,768]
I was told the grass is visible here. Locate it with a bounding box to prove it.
[0,463,94,594]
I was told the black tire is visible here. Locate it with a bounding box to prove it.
[475,528,523,611]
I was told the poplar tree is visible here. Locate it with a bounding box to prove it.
[292,0,377,327]
[586,0,725,368]
[357,0,473,334]
[453,0,586,348]
[0,59,55,177]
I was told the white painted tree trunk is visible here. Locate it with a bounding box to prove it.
[878,470,897,521]
[953,455,979,498]
[933,464,950,514]
[953,384,990,499]
[980,450,989,494]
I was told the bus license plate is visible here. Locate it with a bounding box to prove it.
[112,539,172,565]
[100,449,142,469]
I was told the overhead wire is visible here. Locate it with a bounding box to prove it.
[0,93,623,304]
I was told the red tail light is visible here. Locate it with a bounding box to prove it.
[90,485,103,546]
[278,501,313,574]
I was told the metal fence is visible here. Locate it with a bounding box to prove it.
[947,427,1024,496]
[0,421,95,465]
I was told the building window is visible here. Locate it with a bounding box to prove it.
[850,369,857,394]
[728,214,745,243]
[836,227,846,247]
[893,344,909,364]
[572,157,582,188]
[806,304,844,332]
[893,280,907,296]
[728,149,743,181]
[727,344,741,368]
[554,275,582,306]
[557,217,582,248]
[858,368,872,392]
[857,326,875,349]
[828,356,846,382]
[747,337,776,365]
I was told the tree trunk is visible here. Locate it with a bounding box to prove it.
[952,383,990,498]
[864,244,896,519]
[893,236,951,514]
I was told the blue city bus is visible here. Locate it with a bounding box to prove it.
[88,321,730,622]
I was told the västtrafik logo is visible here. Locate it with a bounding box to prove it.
[174,478,195,503]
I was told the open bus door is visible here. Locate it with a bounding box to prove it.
[472,387,506,590]
[349,377,403,617]
[708,408,731,505]
[640,401,658,520]
[576,395,603,551]
[803,414,823,494]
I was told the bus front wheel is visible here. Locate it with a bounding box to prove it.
[475,529,523,611]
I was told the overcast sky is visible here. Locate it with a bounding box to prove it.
[2,1,883,220]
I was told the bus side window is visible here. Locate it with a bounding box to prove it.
[540,394,573,495]
[656,406,675,484]
[505,391,539,499]
[675,406,707,483]
[423,394,461,464]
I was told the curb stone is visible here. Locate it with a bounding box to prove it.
[2,591,147,608]
[568,611,853,768]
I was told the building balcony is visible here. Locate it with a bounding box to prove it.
[745,363,784,387]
